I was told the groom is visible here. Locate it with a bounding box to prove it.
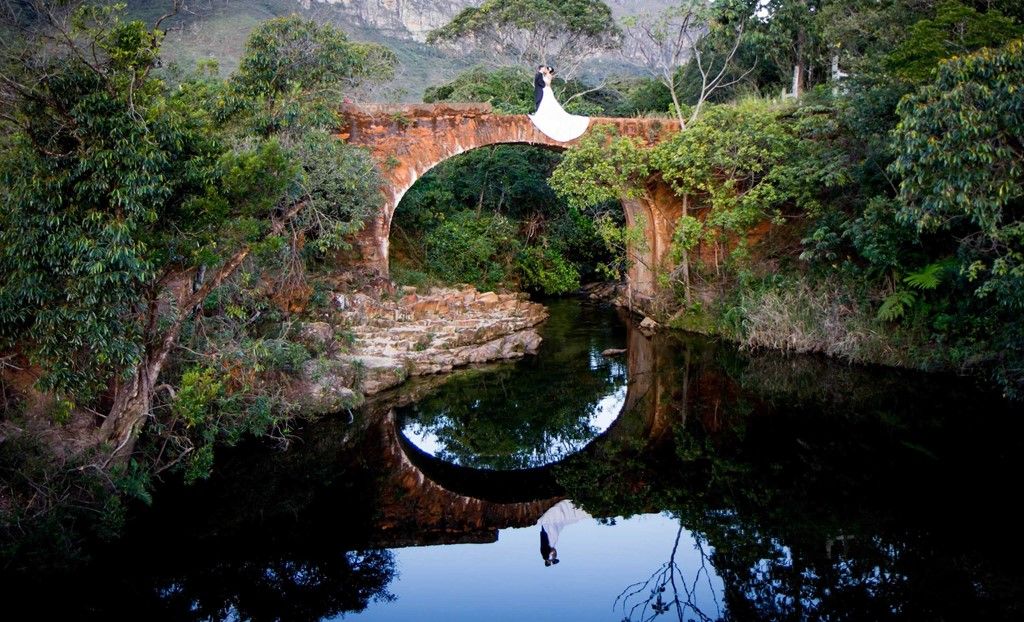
[534,65,546,113]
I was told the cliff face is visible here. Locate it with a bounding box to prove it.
[301,0,475,41]
[298,0,678,41]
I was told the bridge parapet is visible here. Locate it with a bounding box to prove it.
[339,103,678,150]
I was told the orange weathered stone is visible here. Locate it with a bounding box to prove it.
[338,103,686,306]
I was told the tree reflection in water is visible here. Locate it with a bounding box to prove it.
[555,329,1024,620]
[616,525,722,622]
[153,549,396,622]
[6,302,1024,620]
[400,299,629,469]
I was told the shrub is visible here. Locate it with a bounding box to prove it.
[516,246,581,295]
[424,212,521,290]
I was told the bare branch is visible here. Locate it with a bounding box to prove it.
[153,0,184,32]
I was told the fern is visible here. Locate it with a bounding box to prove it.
[903,262,945,290]
[877,290,917,322]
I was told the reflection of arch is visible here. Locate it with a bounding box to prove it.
[395,429,561,503]
[381,322,666,505]
[338,104,683,305]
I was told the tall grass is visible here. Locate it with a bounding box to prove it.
[720,275,941,370]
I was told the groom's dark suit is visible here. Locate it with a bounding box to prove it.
[534,71,546,113]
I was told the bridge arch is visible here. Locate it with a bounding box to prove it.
[339,104,683,305]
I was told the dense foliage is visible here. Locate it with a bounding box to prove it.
[549,1,1024,396]
[426,0,620,79]
[391,143,616,295]
[3,0,1024,569]
[0,5,393,544]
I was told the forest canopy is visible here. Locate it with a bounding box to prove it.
[1,0,1023,568]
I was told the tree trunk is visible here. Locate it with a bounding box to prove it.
[94,307,189,461]
[86,202,304,464]
[666,74,687,130]
[91,247,253,462]
[96,363,155,460]
[680,194,692,306]
[793,27,806,98]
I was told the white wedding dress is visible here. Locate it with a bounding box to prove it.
[537,499,592,547]
[529,85,590,142]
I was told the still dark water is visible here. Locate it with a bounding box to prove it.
[5,299,1024,620]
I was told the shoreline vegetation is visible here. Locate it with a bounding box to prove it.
[2,0,1023,567]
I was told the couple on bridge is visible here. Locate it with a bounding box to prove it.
[531,65,590,142]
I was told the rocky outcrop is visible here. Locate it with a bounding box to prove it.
[296,286,547,412]
[298,1,681,42]
[299,0,470,41]
[581,281,631,306]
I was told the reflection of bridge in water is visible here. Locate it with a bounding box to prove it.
[363,319,683,548]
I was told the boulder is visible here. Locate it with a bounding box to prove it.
[323,284,550,393]
[639,316,659,332]
[477,291,500,306]
[338,355,409,395]
[408,329,543,375]
[299,359,363,414]
[295,322,334,350]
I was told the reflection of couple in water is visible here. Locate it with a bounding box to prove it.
[537,500,592,567]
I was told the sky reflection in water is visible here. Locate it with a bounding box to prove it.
[398,299,630,469]
[344,513,724,622]
[402,382,627,467]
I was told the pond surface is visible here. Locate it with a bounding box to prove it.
[5,299,1024,621]
[399,299,629,469]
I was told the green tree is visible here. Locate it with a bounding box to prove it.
[694,0,828,97]
[426,0,621,81]
[604,76,674,117]
[549,126,653,210]
[424,212,521,290]
[232,16,396,99]
[886,1,1021,83]
[392,135,611,293]
[653,100,812,245]
[549,127,652,291]
[0,6,392,467]
[891,39,1024,310]
[424,66,536,113]
[517,245,581,294]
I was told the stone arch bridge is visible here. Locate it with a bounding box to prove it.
[339,103,683,304]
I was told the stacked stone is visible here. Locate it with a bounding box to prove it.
[297,286,548,413]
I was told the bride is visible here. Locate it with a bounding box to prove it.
[529,66,590,142]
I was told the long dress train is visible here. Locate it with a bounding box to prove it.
[537,499,593,548]
[529,86,590,142]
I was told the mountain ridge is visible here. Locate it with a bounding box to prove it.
[126,0,671,100]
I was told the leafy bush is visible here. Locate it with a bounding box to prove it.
[424,212,521,290]
[516,246,581,294]
[395,144,617,293]
[424,66,535,113]
[893,39,1024,311]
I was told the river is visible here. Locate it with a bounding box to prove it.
[4,299,1024,620]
